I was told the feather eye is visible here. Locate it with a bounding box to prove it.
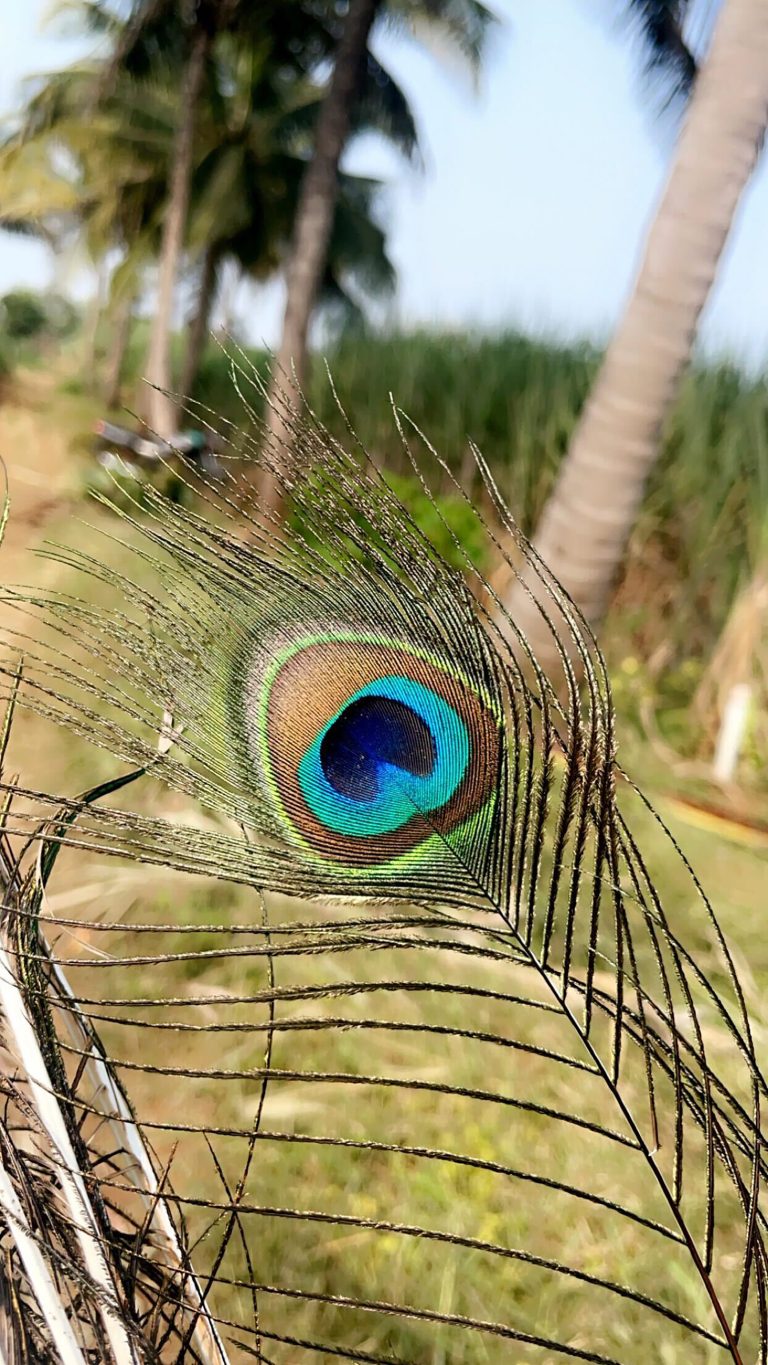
[246,630,501,868]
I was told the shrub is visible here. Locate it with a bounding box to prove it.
[0,289,49,340]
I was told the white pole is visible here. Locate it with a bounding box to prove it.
[713,682,752,784]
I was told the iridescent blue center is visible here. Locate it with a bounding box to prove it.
[321,696,436,800]
[297,675,469,837]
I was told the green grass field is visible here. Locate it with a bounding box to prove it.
[1,350,767,1361]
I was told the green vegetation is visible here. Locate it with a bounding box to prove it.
[7,313,768,779]
[8,314,766,771]
[180,329,768,713]
[3,330,767,1364]
[1,289,49,340]
[0,289,79,340]
[0,289,80,382]
[1,4,765,1358]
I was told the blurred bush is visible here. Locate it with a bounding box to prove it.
[1,289,49,340]
[0,334,10,387]
[0,288,80,344]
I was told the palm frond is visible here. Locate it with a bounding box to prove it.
[384,0,498,75]
[353,54,420,162]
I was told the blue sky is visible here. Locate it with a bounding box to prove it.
[2,0,768,366]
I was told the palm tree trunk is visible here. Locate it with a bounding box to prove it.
[144,26,209,437]
[504,0,768,674]
[104,293,134,411]
[260,0,381,516]
[180,244,219,400]
[83,259,108,389]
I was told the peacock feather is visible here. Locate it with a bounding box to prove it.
[0,358,765,1362]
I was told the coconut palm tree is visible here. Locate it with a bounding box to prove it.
[505,0,768,672]
[181,168,394,397]
[1,44,397,405]
[264,0,497,488]
[86,0,336,435]
[1,57,174,402]
[177,40,406,395]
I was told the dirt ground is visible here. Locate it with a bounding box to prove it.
[0,369,85,577]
